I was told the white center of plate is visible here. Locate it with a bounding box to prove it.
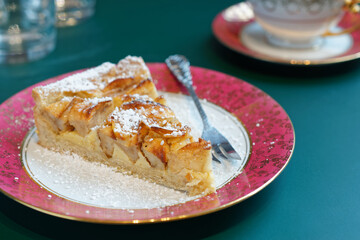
[241,22,353,61]
[22,92,250,209]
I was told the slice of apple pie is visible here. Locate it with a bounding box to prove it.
[32,56,215,195]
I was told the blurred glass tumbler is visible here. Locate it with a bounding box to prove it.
[248,0,360,49]
[0,0,56,64]
[56,0,96,27]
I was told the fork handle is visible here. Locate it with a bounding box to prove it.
[185,85,212,130]
[165,55,212,130]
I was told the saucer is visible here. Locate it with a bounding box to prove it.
[212,2,360,65]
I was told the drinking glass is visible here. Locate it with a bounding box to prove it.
[0,0,56,64]
[55,0,96,27]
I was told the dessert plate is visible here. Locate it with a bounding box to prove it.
[0,63,294,223]
[212,2,360,65]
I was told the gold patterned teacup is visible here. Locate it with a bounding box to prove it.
[248,0,360,49]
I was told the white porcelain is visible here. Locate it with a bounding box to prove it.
[248,0,345,48]
[241,22,353,61]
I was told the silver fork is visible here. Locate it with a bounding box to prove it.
[165,55,241,163]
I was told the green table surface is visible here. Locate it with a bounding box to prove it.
[1,1,360,239]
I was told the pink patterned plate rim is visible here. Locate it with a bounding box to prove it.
[212,2,360,65]
[0,63,295,224]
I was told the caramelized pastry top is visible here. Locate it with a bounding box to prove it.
[107,98,189,138]
[32,56,151,107]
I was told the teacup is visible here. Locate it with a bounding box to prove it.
[248,0,360,49]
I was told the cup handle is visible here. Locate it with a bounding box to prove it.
[322,0,360,36]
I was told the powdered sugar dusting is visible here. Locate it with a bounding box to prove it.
[128,94,152,101]
[61,96,74,102]
[26,144,193,209]
[115,56,150,80]
[75,97,112,112]
[109,103,181,136]
[83,97,112,106]
[38,62,115,95]
[111,108,142,134]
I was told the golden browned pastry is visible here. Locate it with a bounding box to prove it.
[32,56,215,195]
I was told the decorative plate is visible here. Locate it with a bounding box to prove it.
[0,63,294,223]
[212,2,360,65]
